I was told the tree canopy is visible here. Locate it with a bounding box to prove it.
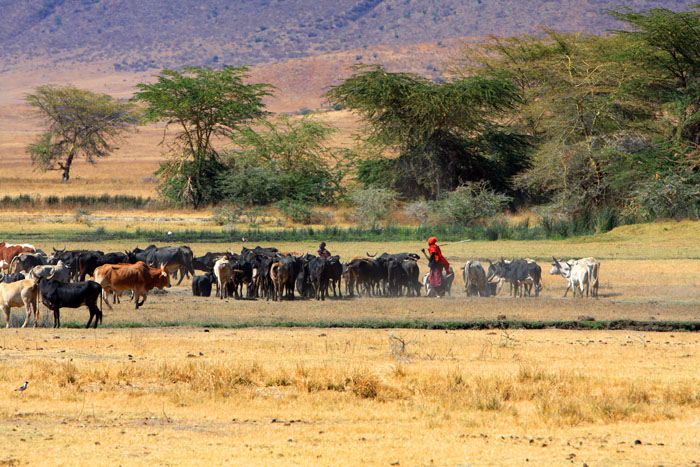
[133,66,273,207]
[325,65,530,200]
[26,85,139,182]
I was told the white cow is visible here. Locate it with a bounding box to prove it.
[0,279,40,328]
[213,257,233,299]
[550,258,590,298]
[462,260,490,297]
[575,257,600,297]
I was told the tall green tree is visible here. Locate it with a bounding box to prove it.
[324,65,529,200]
[608,6,700,145]
[26,85,139,182]
[133,66,273,207]
[220,115,348,204]
[451,31,664,214]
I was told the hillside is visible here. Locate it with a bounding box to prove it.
[1,0,689,74]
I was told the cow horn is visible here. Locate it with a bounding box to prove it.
[366,252,377,258]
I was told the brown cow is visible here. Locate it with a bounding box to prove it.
[0,242,36,265]
[94,261,170,309]
[269,261,290,302]
[0,278,39,328]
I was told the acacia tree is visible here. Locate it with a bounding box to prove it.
[133,66,273,207]
[26,85,139,182]
[218,115,348,204]
[451,30,664,215]
[324,65,529,200]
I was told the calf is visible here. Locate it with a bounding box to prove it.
[1,272,26,283]
[38,277,102,328]
[0,279,39,328]
[192,272,216,297]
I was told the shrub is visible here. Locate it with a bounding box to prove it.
[433,182,511,226]
[276,199,322,225]
[403,200,431,226]
[627,172,700,220]
[212,204,244,226]
[349,187,397,227]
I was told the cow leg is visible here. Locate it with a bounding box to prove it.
[53,308,60,328]
[563,283,571,297]
[3,305,9,328]
[135,292,147,309]
[21,298,31,328]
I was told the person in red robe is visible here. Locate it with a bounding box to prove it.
[422,237,450,297]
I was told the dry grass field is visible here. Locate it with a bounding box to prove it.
[1,328,699,466]
[0,228,699,464]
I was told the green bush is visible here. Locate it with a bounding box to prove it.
[432,182,511,226]
[628,172,700,220]
[276,199,324,225]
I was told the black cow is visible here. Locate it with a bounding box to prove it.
[50,248,101,281]
[78,251,129,281]
[325,255,343,298]
[487,259,542,297]
[127,245,194,285]
[38,277,103,328]
[0,272,26,283]
[308,257,331,300]
[9,252,47,274]
[193,252,228,273]
[192,272,216,297]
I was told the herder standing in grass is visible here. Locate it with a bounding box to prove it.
[422,237,450,298]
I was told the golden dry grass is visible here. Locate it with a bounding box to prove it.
[0,328,699,465]
[0,226,697,464]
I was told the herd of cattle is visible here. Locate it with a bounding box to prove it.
[0,241,601,329]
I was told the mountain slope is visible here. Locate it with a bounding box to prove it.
[0,0,689,73]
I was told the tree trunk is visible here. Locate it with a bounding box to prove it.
[61,152,75,182]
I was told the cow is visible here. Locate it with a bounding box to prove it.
[9,253,48,275]
[193,252,229,273]
[29,260,71,283]
[550,258,591,298]
[0,260,9,272]
[38,277,102,328]
[0,279,40,328]
[308,256,331,300]
[462,260,490,297]
[192,272,216,297]
[94,261,170,309]
[1,272,26,283]
[269,261,290,301]
[127,245,194,285]
[487,259,542,298]
[326,255,343,298]
[77,251,129,281]
[576,257,600,297]
[213,257,234,299]
[344,258,378,297]
[0,242,36,265]
[422,266,455,297]
[49,248,98,281]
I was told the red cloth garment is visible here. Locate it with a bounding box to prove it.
[428,267,443,287]
[428,243,450,271]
